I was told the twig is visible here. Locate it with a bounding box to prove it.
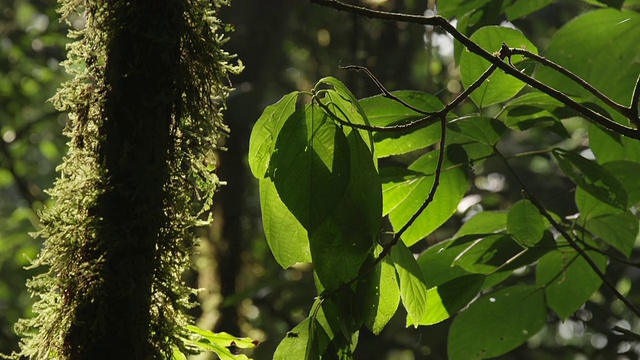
[631,73,640,123]
[508,47,637,126]
[341,65,434,115]
[493,146,640,318]
[310,0,640,140]
[612,326,640,341]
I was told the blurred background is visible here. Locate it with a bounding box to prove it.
[2,0,639,358]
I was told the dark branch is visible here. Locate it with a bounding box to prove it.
[311,0,640,140]
[494,147,640,318]
[508,47,637,126]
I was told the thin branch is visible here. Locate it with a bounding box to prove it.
[311,0,640,140]
[612,326,640,341]
[341,65,434,115]
[508,47,637,125]
[631,73,640,123]
[493,146,640,318]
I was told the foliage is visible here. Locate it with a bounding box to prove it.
[249,0,640,358]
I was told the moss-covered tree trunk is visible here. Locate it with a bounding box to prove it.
[64,2,181,357]
[15,1,240,359]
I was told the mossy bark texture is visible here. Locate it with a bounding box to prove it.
[15,1,239,359]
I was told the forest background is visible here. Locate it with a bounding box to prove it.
[2,0,640,359]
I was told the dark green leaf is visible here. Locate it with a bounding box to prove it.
[507,199,546,247]
[269,104,351,233]
[536,247,607,320]
[448,285,546,360]
[504,0,554,20]
[460,26,537,107]
[452,234,523,275]
[553,148,628,210]
[584,211,639,257]
[448,116,506,146]
[590,125,640,164]
[390,241,429,328]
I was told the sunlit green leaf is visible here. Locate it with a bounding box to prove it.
[248,92,298,178]
[259,178,311,268]
[390,241,429,328]
[383,146,468,246]
[460,26,537,107]
[454,211,508,238]
[418,274,484,326]
[358,256,400,335]
[536,9,640,114]
[590,125,640,164]
[448,285,546,360]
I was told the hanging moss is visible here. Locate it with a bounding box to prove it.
[13,0,241,359]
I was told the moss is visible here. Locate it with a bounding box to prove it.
[14,1,241,359]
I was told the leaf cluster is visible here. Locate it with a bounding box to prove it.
[250,1,640,358]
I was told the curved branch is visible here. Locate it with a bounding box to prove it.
[508,47,636,125]
[311,0,640,140]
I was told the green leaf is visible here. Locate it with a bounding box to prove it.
[248,92,298,178]
[602,161,640,206]
[536,247,607,320]
[259,178,311,268]
[504,0,554,20]
[590,125,640,164]
[448,285,546,360]
[417,238,475,288]
[575,187,623,220]
[454,211,508,238]
[452,232,555,275]
[186,325,257,349]
[359,90,443,127]
[390,241,429,328]
[448,116,506,146]
[418,274,485,326]
[358,256,401,335]
[507,199,546,247]
[584,211,639,257]
[359,91,444,157]
[269,104,351,233]
[374,123,441,158]
[536,10,640,110]
[383,146,468,246]
[553,148,628,210]
[274,317,327,360]
[308,83,382,291]
[460,26,537,107]
[452,234,523,275]
[438,0,492,19]
[184,325,256,360]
